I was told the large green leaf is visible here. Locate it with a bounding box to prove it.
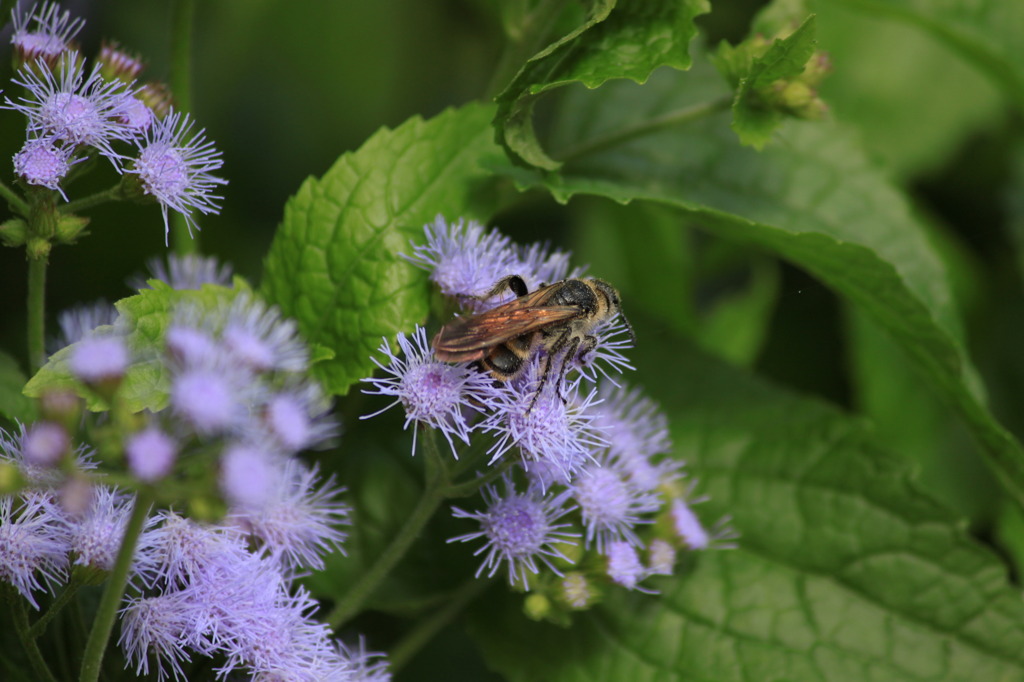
[510,59,1024,507]
[495,0,708,169]
[260,104,506,397]
[471,341,1024,681]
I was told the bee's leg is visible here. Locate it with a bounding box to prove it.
[578,334,597,362]
[553,335,582,404]
[526,352,552,414]
[528,328,576,410]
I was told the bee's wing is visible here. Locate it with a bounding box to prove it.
[432,305,580,362]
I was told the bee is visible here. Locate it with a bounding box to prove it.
[431,275,634,406]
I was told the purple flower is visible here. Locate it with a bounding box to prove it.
[21,421,69,467]
[164,323,220,368]
[50,300,118,352]
[213,580,335,678]
[332,638,392,682]
[68,333,129,385]
[134,253,234,291]
[119,591,199,681]
[125,426,177,482]
[13,137,77,197]
[362,326,499,456]
[482,364,606,485]
[115,92,155,133]
[402,216,519,307]
[220,295,309,374]
[605,540,647,590]
[1,423,96,485]
[449,475,577,588]
[219,443,280,508]
[228,460,349,570]
[571,458,661,553]
[142,511,250,589]
[5,53,138,166]
[670,494,738,551]
[169,362,253,436]
[0,494,70,608]
[513,240,583,292]
[181,552,340,680]
[670,496,709,549]
[591,382,677,492]
[260,385,337,453]
[68,486,145,573]
[10,2,84,64]
[126,109,226,243]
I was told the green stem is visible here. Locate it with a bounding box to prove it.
[169,0,197,255]
[11,598,58,682]
[388,578,493,672]
[325,431,450,629]
[27,573,84,639]
[444,458,512,499]
[556,96,734,164]
[26,254,47,374]
[78,488,154,682]
[61,185,123,214]
[485,0,569,99]
[0,178,29,215]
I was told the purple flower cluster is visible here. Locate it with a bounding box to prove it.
[364,217,735,600]
[3,2,226,242]
[1,289,387,679]
[118,513,386,681]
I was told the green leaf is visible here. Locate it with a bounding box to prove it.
[471,342,1024,681]
[0,350,36,423]
[846,305,995,519]
[512,59,1024,508]
[833,0,1024,109]
[24,282,246,412]
[261,104,506,397]
[495,0,709,169]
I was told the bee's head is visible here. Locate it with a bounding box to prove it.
[591,279,622,312]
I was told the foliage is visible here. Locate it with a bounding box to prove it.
[2,1,1024,681]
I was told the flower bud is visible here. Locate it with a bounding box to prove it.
[0,219,28,247]
[97,41,145,82]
